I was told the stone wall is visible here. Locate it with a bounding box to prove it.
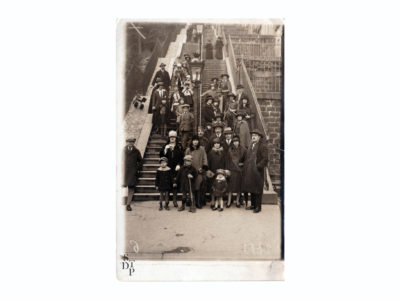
[259,98,282,180]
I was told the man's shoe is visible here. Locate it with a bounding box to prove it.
[212,206,217,211]
[178,205,185,211]
[246,206,255,210]
[253,208,261,213]
[173,199,178,208]
[165,205,170,211]
[226,203,231,208]
[126,205,132,211]
[218,207,223,212]
[159,206,163,211]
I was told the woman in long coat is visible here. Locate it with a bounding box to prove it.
[225,136,247,208]
[160,130,185,207]
[234,110,251,149]
[215,37,224,60]
[185,136,208,208]
[123,139,143,211]
[205,40,214,59]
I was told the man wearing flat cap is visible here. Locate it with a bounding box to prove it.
[242,129,268,213]
[122,138,143,211]
[151,62,171,92]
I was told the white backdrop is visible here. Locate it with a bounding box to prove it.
[0,0,399,299]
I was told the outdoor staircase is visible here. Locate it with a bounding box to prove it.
[202,59,227,91]
[134,117,178,201]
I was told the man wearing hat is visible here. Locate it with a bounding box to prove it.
[201,95,215,125]
[152,62,171,92]
[220,74,232,109]
[173,63,185,91]
[122,138,143,211]
[153,80,167,109]
[221,127,234,152]
[175,154,198,212]
[242,129,269,213]
[177,104,194,149]
[208,121,224,145]
[212,98,222,117]
[201,83,218,100]
[236,84,249,106]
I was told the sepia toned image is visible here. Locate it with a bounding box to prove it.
[116,19,284,281]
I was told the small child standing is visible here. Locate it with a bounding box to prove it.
[176,155,197,213]
[212,169,229,212]
[155,157,174,210]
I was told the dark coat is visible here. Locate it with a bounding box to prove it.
[242,141,268,194]
[212,177,228,197]
[178,112,194,132]
[123,146,143,187]
[153,102,171,126]
[226,145,247,192]
[215,39,224,59]
[237,92,250,105]
[159,142,185,174]
[153,89,168,108]
[176,164,197,193]
[152,70,171,88]
[205,42,213,59]
[155,167,174,192]
[207,147,226,172]
[202,104,215,125]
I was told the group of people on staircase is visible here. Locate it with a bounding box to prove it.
[125,47,268,214]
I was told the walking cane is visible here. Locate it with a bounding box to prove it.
[188,174,195,213]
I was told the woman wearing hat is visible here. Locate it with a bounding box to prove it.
[201,95,215,126]
[220,74,232,110]
[215,36,224,60]
[123,138,143,211]
[242,129,269,213]
[234,110,251,149]
[185,136,208,208]
[182,81,194,106]
[160,130,185,208]
[225,135,247,208]
[173,63,185,91]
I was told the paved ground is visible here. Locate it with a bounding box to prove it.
[124,202,282,260]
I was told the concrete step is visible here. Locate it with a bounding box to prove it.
[143,157,161,164]
[142,164,160,171]
[137,178,156,185]
[136,185,158,193]
[144,152,160,158]
[140,170,156,178]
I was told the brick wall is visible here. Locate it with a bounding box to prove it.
[259,98,282,180]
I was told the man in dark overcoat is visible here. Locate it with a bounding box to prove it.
[152,63,171,92]
[123,138,143,211]
[242,129,268,213]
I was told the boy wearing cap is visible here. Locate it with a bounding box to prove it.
[207,137,226,209]
[212,169,229,211]
[122,138,143,211]
[176,155,198,212]
[177,104,194,149]
[155,157,174,211]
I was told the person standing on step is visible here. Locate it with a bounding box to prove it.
[205,39,214,59]
[151,63,171,93]
[242,129,269,213]
[203,122,213,142]
[220,74,232,110]
[201,95,215,126]
[177,104,194,149]
[201,84,217,101]
[221,127,234,153]
[236,84,249,106]
[152,81,167,110]
[176,155,198,213]
[185,136,208,209]
[238,97,254,131]
[123,138,143,212]
[197,126,210,153]
[212,98,222,119]
[160,130,185,208]
[208,122,224,146]
[234,110,251,149]
[224,100,238,129]
[215,36,224,60]
[211,77,220,90]
[153,97,170,137]
[225,135,247,208]
[173,63,185,91]
[182,82,194,107]
[155,157,173,211]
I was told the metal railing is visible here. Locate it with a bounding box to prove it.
[232,42,281,58]
[230,34,281,45]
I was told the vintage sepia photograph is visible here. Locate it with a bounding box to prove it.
[116,19,284,280]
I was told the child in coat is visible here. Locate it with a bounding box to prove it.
[212,169,229,211]
[155,157,174,210]
[175,155,198,213]
[154,98,170,137]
